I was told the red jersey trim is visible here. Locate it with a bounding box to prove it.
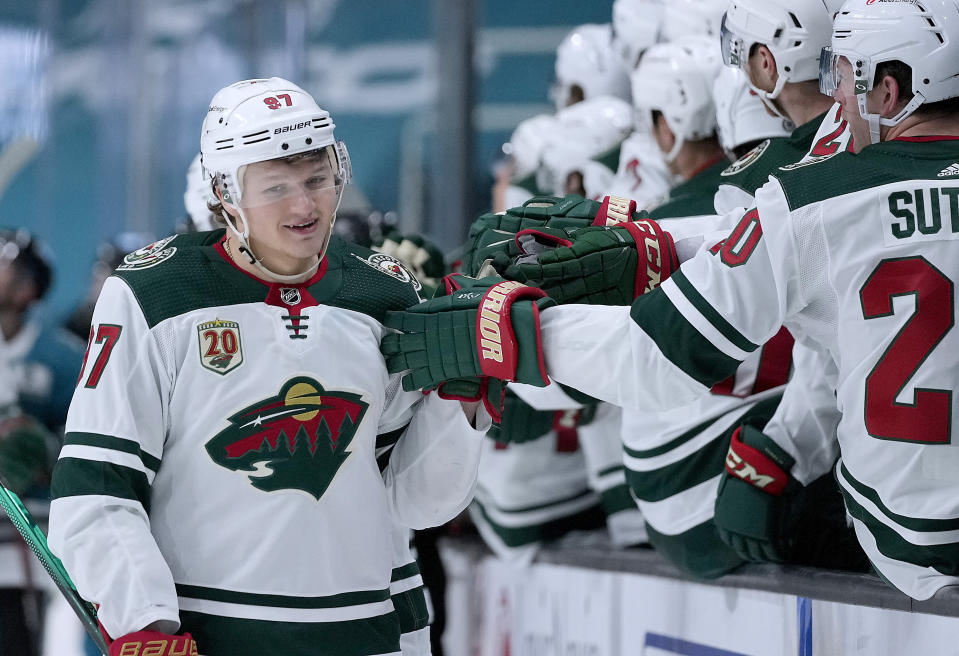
[893,135,959,143]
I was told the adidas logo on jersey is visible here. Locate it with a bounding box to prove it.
[937,163,959,177]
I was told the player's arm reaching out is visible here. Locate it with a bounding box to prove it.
[383,182,808,415]
[544,184,807,409]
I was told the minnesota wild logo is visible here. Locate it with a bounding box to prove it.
[205,377,369,499]
[117,235,178,270]
[721,139,770,177]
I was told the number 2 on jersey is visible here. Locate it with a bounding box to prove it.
[79,324,122,389]
[860,257,953,444]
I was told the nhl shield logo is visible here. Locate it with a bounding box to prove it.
[279,287,301,306]
[198,319,243,375]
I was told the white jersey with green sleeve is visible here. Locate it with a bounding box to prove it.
[48,231,488,656]
[541,137,959,600]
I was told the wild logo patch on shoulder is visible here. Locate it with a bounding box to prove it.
[721,139,770,177]
[116,235,178,270]
[352,253,422,290]
[198,318,243,374]
[205,377,369,499]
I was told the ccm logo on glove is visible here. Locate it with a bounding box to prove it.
[622,220,668,295]
[724,427,789,495]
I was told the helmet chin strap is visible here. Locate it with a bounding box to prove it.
[222,185,345,284]
[748,75,792,123]
[857,90,926,147]
[664,133,685,165]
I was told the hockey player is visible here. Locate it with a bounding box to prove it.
[537,95,634,201]
[638,36,727,221]
[610,0,665,70]
[48,78,489,656]
[191,151,441,655]
[0,229,85,432]
[476,25,650,553]
[712,67,793,163]
[715,0,849,214]
[381,0,959,602]
[494,114,559,213]
[551,24,630,111]
[614,38,794,578]
[659,0,728,43]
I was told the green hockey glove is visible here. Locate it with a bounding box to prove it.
[713,425,801,563]
[488,390,598,445]
[381,273,555,393]
[501,217,678,306]
[463,194,637,276]
[434,377,508,424]
[372,230,447,297]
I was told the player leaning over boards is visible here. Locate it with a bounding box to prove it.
[48,78,489,656]
[382,0,959,602]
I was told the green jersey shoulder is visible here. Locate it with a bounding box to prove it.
[771,139,959,211]
[651,159,730,220]
[718,114,825,193]
[111,230,420,327]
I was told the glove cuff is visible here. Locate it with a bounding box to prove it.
[620,219,678,298]
[438,378,506,423]
[108,631,198,656]
[594,195,637,226]
[724,426,795,496]
[475,281,549,384]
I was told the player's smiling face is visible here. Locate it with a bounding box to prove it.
[231,154,340,275]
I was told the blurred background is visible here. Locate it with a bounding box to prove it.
[0,0,611,320]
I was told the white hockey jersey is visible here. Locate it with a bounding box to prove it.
[541,137,959,601]
[469,390,603,565]
[49,231,487,655]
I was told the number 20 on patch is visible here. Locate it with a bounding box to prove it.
[197,319,244,375]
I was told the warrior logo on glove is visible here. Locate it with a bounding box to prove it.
[205,377,368,499]
[478,281,539,375]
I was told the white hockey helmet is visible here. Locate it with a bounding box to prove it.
[660,0,729,42]
[553,24,631,109]
[820,0,959,145]
[632,36,723,162]
[503,113,559,182]
[200,77,351,281]
[611,0,666,69]
[183,153,218,232]
[536,95,634,193]
[720,0,839,103]
[713,67,793,156]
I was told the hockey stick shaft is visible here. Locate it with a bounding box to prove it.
[0,480,109,655]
